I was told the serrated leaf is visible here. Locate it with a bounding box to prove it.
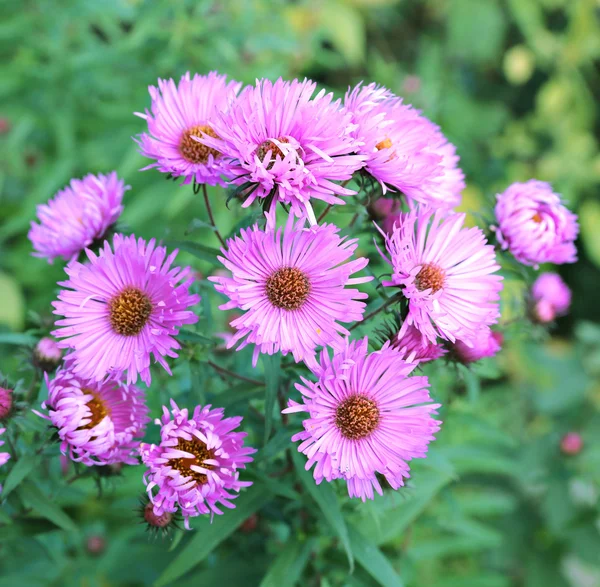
[18,481,77,532]
[292,451,354,572]
[165,240,221,264]
[262,354,281,444]
[260,537,316,587]
[348,523,403,587]
[2,453,40,497]
[155,484,272,587]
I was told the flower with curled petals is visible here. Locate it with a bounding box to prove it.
[139,400,256,529]
[494,180,578,267]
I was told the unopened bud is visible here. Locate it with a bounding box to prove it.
[0,387,12,420]
[561,432,583,456]
[33,337,62,372]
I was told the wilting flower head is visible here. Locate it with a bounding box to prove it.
[494,180,578,267]
[452,328,503,364]
[139,400,256,529]
[530,272,571,323]
[135,71,241,186]
[379,209,503,345]
[33,337,63,372]
[0,387,12,420]
[52,234,199,385]
[28,172,127,263]
[345,83,464,210]
[200,78,365,225]
[391,323,447,363]
[34,369,149,466]
[210,213,372,366]
[284,338,441,500]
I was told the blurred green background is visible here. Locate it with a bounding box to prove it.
[1,1,600,586]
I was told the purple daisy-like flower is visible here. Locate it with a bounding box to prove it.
[135,71,241,186]
[345,83,465,210]
[494,180,579,267]
[210,213,372,366]
[284,338,441,501]
[379,209,503,345]
[34,369,149,466]
[200,78,365,225]
[28,172,128,263]
[139,400,256,529]
[530,272,571,323]
[452,328,503,364]
[52,234,200,386]
[391,323,447,363]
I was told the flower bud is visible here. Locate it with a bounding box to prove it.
[33,337,62,372]
[561,432,583,456]
[0,387,12,420]
[86,535,106,555]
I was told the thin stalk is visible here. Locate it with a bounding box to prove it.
[202,184,226,247]
[349,294,401,332]
[207,360,263,387]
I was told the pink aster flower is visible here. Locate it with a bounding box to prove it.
[52,234,200,386]
[200,78,365,225]
[345,83,465,210]
[530,272,571,323]
[494,180,579,266]
[379,209,503,345]
[135,71,241,186]
[452,328,503,364]
[139,400,256,529]
[284,338,441,501]
[28,172,127,263]
[34,369,149,466]
[210,213,372,366]
[391,323,447,363]
[0,426,9,493]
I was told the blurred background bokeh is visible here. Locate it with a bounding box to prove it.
[1,1,600,586]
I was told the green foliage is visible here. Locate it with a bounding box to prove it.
[1,1,599,586]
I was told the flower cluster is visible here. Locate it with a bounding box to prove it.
[15,70,578,529]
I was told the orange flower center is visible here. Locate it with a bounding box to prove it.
[414,263,445,293]
[335,395,380,440]
[265,267,311,311]
[109,287,153,336]
[168,437,216,485]
[179,124,221,164]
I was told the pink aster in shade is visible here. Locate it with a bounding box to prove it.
[452,328,503,364]
[34,369,149,466]
[139,400,256,529]
[344,83,465,210]
[378,209,503,346]
[210,213,372,366]
[135,71,241,186]
[391,323,447,364]
[51,234,200,386]
[28,172,128,263]
[0,387,12,420]
[494,180,579,267]
[0,426,9,493]
[200,78,365,225]
[530,272,571,323]
[368,197,402,236]
[283,338,441,501]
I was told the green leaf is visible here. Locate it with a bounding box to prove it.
[165,240,221,264]
[177,328,215,345]
[262,354,281,444]
[260,537,316,587]
[292,451,354,572]
[348,523,403,587]
[155,484,273,587]
[18,481,77,532]
[2,453,40,497]
[0,331,36,346]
